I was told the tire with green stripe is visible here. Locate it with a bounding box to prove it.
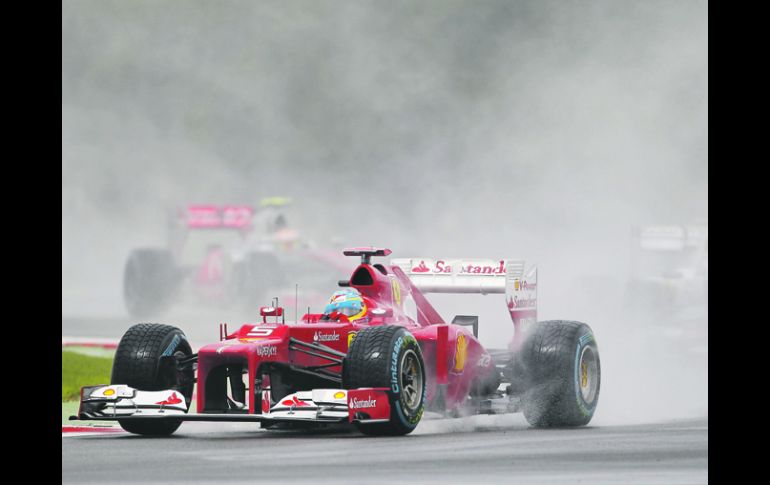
[342,325,426,436]
[519,320,600,427]
[111,323,194,436]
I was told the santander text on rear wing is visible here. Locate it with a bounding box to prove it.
[391,258,537,348]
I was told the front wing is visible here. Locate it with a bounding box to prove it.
[73,385,392,426]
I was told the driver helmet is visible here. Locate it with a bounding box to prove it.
[324,288,367,322]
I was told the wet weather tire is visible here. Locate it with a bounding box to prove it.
[343,325,426,436]
[123,249,177,319]
[111,323,194,436]
[519,320,600,427]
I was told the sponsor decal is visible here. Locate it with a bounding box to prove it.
[161,334,181,357]
[391,278,402,306]
[103,388,115,396]
[507,295,537,310]
[221,206,252,227]
[410,259,507,275]
[187,205,252,228]
[459,260,506,275]
[434,260,451,273]
[347,331,357,347]
[257,345,278,357]
[247,326,274,337]
[155,392,182,406]
[350,396,377,409]
[453,333,468,373]
[334,391,346,399]
[513,279,537,291]
[280,396,309,407]
[186,206,219,227]
[412,260,430,273]
[391,336,404,392]
[313,331,340,342]
[477,352,492,368]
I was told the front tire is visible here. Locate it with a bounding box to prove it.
[519,320,600,427]
[111,323,194,436]
[343,325,426,436]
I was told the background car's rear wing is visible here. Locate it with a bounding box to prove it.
[184,205,254,229]
[391,258,537,348]
[633,224,708,251]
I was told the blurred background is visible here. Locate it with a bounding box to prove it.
[62,0,707,424]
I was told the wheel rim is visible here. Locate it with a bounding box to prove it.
[578,345,599,404]
[399,349,423,413]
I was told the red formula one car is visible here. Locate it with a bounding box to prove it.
[74,248,601,436]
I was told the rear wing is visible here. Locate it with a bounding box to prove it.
[633,224,708,251]
[184,205,254,229]
[390,258,520,295]
[391,258,537,348]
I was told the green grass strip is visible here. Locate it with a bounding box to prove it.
[62,350,113,402]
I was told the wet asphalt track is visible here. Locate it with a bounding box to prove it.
[62,415,707,484]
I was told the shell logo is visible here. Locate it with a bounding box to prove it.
[453,333,468,373]
[103,388,115,396]
[333,391,346,399]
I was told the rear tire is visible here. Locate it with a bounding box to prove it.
[111,323,194,436]
[123,249,177,319]
[343,326,426,436]
[519,320,600,427]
